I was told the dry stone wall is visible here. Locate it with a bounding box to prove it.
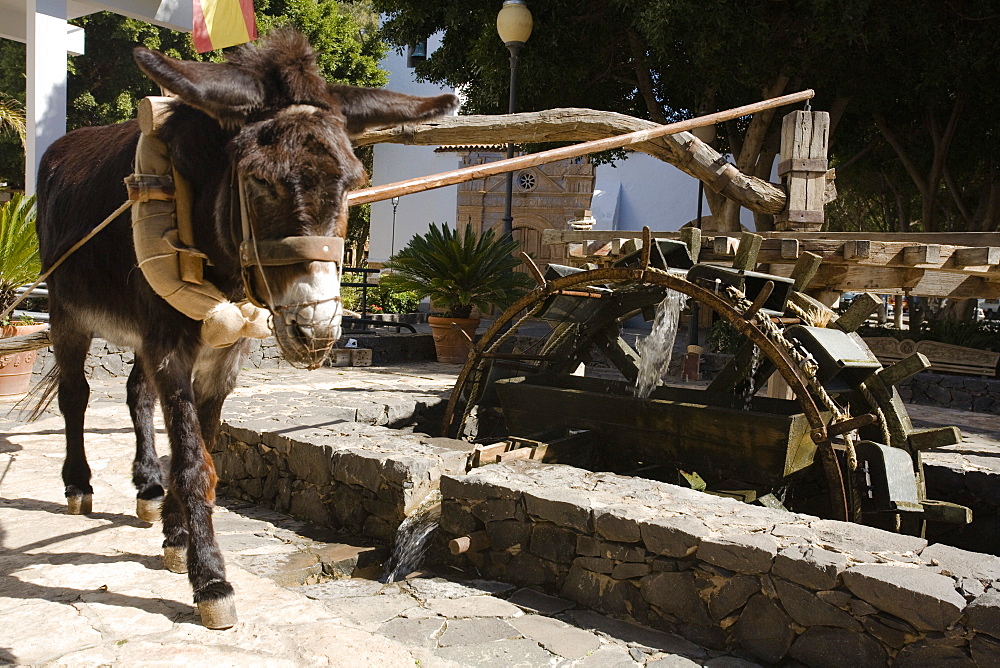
[898,373,1000,416]
[33,337,289,380]
[439,461,1000,666]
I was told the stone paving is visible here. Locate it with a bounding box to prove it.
[0,364,765,667]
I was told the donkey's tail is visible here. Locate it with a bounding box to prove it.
[17,363,59,422]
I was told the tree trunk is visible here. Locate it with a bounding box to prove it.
[354,108,788,216]
[874,96,965,233]
[715,76,789,233]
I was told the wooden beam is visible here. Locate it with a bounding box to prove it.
[810,265,1000,298]
[903,245,941,266]
[953,246,1000,267]
[843,240,870,260]
[746,240,1000,279]
[733,232,764,271]
[790,252,823,291]
[765,231,1000,246]
[877,353,932,387]
[780,239,800,260]
[680,227,702,263]
[352,97,815,214]
[834,292,881,332]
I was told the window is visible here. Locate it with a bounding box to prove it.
[516,171,536,191]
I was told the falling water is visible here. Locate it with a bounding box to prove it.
[380,490,442,583]
[740,344,763,410]
[635,290,685,399]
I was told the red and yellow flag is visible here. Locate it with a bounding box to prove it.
[192,0,257,53]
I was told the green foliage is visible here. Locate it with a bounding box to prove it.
[381,223,534,319]
[375,0,1000,233]
[0,193,39,321]
[706,317,745,355]
[0,0,387,191]
[340,279,420,313]
[0,94,25,148]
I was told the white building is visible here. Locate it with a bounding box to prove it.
[367,35,460,265]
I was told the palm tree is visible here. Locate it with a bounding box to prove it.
[0,94,26,147]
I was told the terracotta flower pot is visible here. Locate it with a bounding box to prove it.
[0,323,47,401]
[427,315,479,364]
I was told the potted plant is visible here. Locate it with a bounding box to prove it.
[0,193,45,400]
[382,223,534,363]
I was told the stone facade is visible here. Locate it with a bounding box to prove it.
[439,462,1000,666]
[453,149,595,267]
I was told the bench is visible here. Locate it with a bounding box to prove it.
[864,337,1000,378]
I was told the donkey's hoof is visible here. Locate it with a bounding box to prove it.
[67,494,93,515]
[136,497,163,522]
[163,546,188,573]
[198,595,237,630]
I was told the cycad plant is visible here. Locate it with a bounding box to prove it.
[0,193,40,325]
[382,223,535,319]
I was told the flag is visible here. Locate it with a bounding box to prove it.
[192,0,257,53]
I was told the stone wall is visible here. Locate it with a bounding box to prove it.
[32,336,293,380]
[212,412,471,544]
[898,373,1000,415]
[439,462,1000,666]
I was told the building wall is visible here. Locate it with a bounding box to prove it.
[456,150,595,266]
[368,34,459,264]
[592,151,754,233]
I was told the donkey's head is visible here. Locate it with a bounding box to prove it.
[133,30,458,367]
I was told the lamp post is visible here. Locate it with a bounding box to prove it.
[683,120,716,381]
[497,0,532,241]
[390,195,400,256]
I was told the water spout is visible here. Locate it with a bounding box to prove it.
[635,290,685,399]
[380,490,441,583]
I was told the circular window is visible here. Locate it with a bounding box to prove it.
[516,171,537,191]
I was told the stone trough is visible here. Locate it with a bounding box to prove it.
[208,371,1000,667]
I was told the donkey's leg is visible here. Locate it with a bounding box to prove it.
[54,328,94,514]
[128,359,165,521]
[151,350,236,629]
[193,340,250,451]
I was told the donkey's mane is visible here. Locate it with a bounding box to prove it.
[228,28,331,111]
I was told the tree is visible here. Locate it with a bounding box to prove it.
[374,0,1000,234]
[0,0,387,192]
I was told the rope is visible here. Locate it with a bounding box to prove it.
[725,285,859,470]
[0,199,135,324]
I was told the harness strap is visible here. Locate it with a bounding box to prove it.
[239,236,344,267]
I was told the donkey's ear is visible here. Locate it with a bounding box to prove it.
[328,85,459,136]
[134,47,264,125]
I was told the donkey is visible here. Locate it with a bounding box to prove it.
[35,29,458,628]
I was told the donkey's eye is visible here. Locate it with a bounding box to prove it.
[250,176,278,197]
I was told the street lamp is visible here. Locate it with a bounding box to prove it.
[497,0,533,241]
[683,118,717,380]
[390,195,400,256]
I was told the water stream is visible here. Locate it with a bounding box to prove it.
[634,290,685,399]
[741,344,763,410]
[380,490,442,583]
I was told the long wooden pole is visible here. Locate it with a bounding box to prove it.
[346,89,814,207]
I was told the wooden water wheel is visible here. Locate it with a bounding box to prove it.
[442,231,971,533]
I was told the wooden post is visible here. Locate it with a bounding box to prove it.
[775,110,830,232]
